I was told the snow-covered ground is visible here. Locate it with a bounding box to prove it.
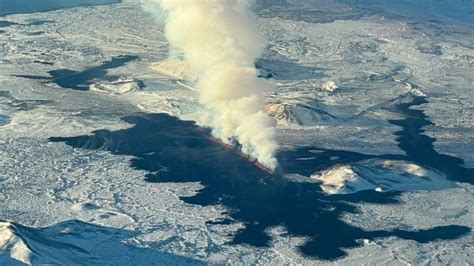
[0,0,473,264]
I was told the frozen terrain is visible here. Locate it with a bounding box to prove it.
[0,0,473,264]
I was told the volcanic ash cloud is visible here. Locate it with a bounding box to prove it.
[150,0,278,170]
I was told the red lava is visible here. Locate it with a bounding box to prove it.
[197,126,274,175]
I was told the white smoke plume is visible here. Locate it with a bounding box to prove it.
[146,0,278,170]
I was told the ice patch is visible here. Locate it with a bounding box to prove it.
[312,159,456,194]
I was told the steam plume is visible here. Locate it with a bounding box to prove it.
[148,0,278,170]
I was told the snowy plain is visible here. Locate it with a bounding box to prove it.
[0,0,473,264]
